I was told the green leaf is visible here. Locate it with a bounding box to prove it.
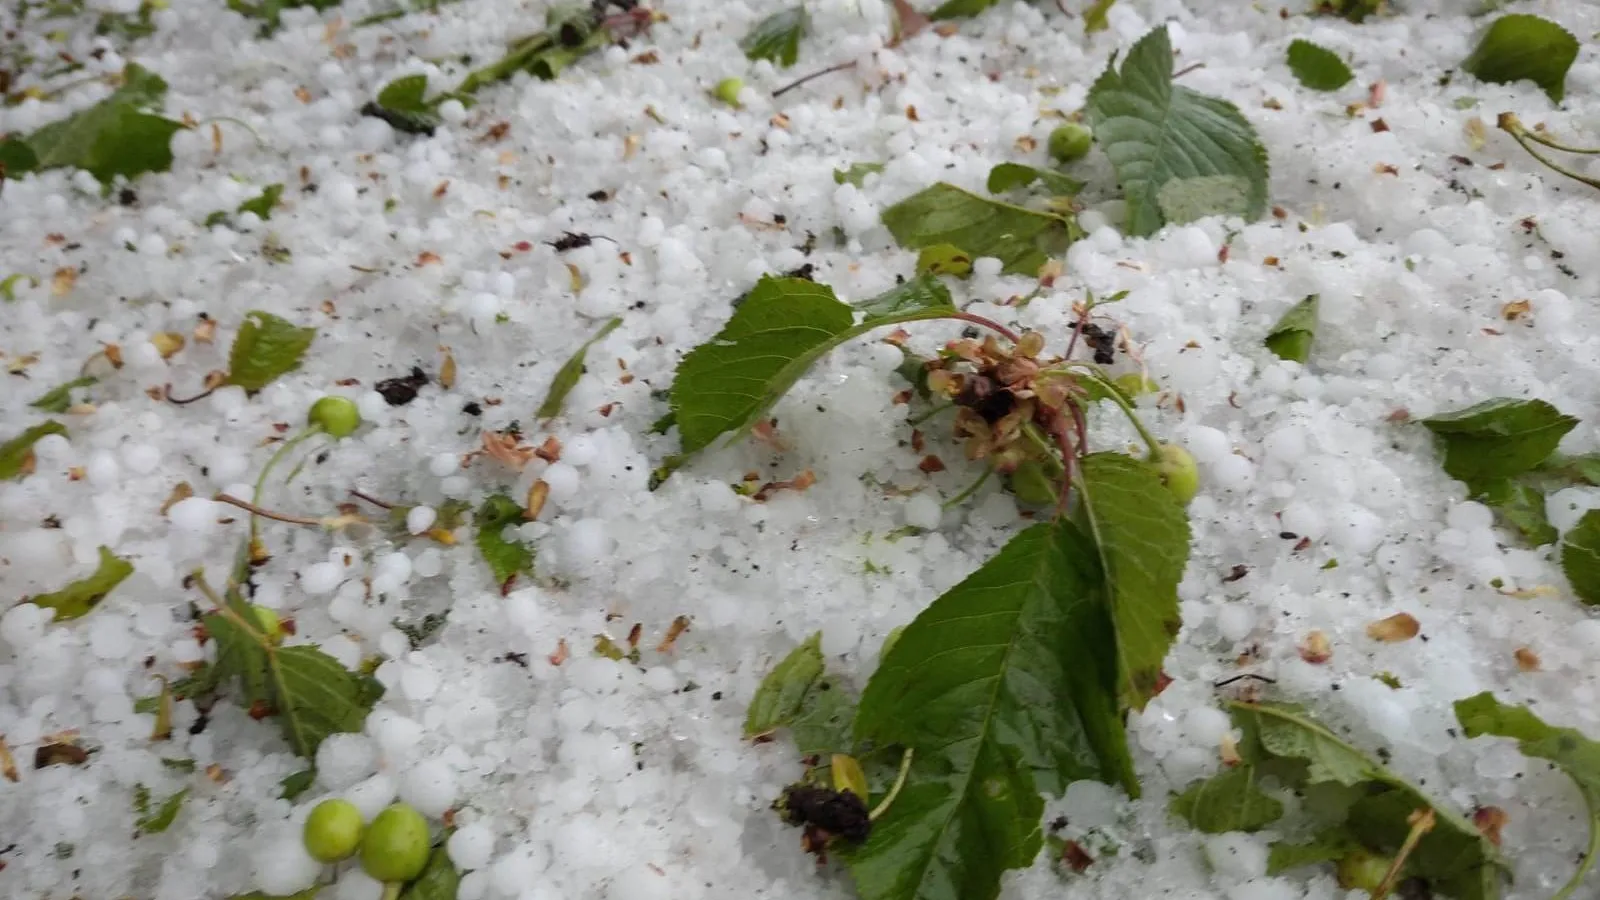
[473,493,535,586]
[744,632,825,737]
[1085,26,1269,237]
[0,273,37,302]
[134,786,188,834]
[1264,294,1318,363]
[279,769,316,800]
[1421,398,1577,491]
[1476,478,1557,547]
[1312,0,1385,22]
[29,546,133,621]
[366,75,443,135]
[928,0,997,20]
[790,675,858,757]
[398,842,461,900]
[1226,701,1507,899]
[1,420,67,480]
[739,6,807,68]
[851,273,954,325]
[226,311,317,393]
[833,753,871,800]
[2,64,184,185]
[1267,832,1361,874]
[160,757,197,772]
[230,891,321,900]
[238,184,285,221]
[1074,452,1191,711]
[204,594,385,759]
[1169,765,1285,833]
[1286,40,1354,91]
[1454,692,1600,900]
[834,162,886,187]
[1561,510,1600,607]
[984,163,1085,198]
[669,275,961,460]
[914,244,973,278]
[30,376,97,414]
[1083,0,1115,32]
[846,520,1133,900]
[881,183,1079,276]
[536,317,622,419]
[1462,14,1579,103]
[1538,453,1600,487]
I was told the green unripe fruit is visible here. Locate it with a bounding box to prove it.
[1150,443,1200,505]
[1008,459,1058,507]
[251,605,284,644]
[359,803,430,883]
[1048,123,1093,163]
[1336,848,1393,892]
[307,395,361,438]
[1113,372,1159,398]
[303,799,364,864]
[712,77,744,108]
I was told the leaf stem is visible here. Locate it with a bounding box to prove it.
[348,489,396,509]
[1371,808,1436,900]
[941,467,992,510]
[869,748,914,822]
[1499,114,1600,191]
[772,60,857,98]
[196,115,266,148]
[950,311,1020,343]
[1069,367,1163,458]
[1552,786,1600,900]
[380,883,402,900]
[907,401,954,427]
[215,493,325,527]
[250,426,322,538]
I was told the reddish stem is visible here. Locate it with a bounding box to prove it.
[773,60,857,98]
[951,311,1020,344]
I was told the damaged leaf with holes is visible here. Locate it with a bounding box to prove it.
[226,311,317,393]
[881,183,1080,276]
[740,6,807,67]
[474,493,536,586]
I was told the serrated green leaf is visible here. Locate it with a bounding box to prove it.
[378,74,431,111]
[1266,832,1360,874]
[1,420,67,480]
[669,276,962,461]
[928,0,997,20]
[226,311,317,393]
[1074,452,1191,711]
[398,842,461,900]
[882,183,1079,276]
[3,64,184,185]
[1170,765,1285,833]
[30,376,97,414]
[29,546,133,621]
[1462,14,1578,103]
[1422,398,1577,491]
[1476,478,1557,546]
[1562,510,1600,607]
[238,184,285,221]
[745,632,825,737]
[852,273,954,324]
[205,594,384,759]
[134,786,188,834]
[846,521,1133,900]
[914,244,973,278]
[739,6,807,68]
[536,316,622,419]
[1085,26,1269,237]
[1226,701,1506,899]
[473,493,535,586]
[1083,0,1115,32]
[1264,294,1318,363]
[1455,692,1600,900]
[985,162,1085,198]
[279,769,316,800]
[834,162,886,187]
[1286,40,1354,91]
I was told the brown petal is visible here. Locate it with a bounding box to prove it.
[1366,613,1420,643]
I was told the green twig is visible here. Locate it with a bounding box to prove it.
[196,115,266,148]
[941,467,992,510]
[869,748,914,821]
[1499,113,1600,191]
[1066,366,1163,457]
[907,402,954,427]
[251,426,322,540]
[1552,786,1600,900]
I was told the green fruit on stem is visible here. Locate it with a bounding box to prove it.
[1336,848,1394,892]
[303,799,364,864]
[1113,372,1159,397]
[1151,443,1200,505]
[307,395,361,438]
[712,77,744,108]
[1048,123,1093,163]
[359,803,431,883]
[251,605,284,644]
[1008,459,1058,506]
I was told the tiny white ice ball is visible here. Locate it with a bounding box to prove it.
[332,867,385,900]
[1204,833,1269,881]
[400,758,457,817]
[357,390,389,421]
[406,505,437,534]
[168,497,220,534]
[490,849,545,896]
[1185,425,1230,465]
[456,871,489,900]
[121,443,161,474]
[1446,501,1495,532]
[1183,706,1232,748]
[1061,780,1120,828]
[342,773,398,821]
[0,603,46,648]
[447,822,495,871]
[316,732,379,790]
[1215,604,1255,642]
[543,462,580,503]
[319,634,362,670]
[412,548,443,578]
[251,832,322,896]
[301,561,344,595]
[608,864,673,900]
[564,518,613,563]
[429,452,459,477]
[1570,619,1600,654]
[1210,454,1255,490]
[971,257,1003,278]
[904,493,941,531]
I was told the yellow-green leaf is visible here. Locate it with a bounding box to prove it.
[1,420,67,480]
[882,183,1079,275]
[832,753,870,801]
[1264,294,1319,363]
[745,632,825,737]
[30,546,133,620]
[473,493,535,586]
[536,316,622,419]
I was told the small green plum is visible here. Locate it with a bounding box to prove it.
[1336,848,1393,893]
[1150,443,1199,505]
[1048,123,1093,163]
[1113,372,1159,397]
[251,605,284,644]
[303,798,364,864]
[712,77,745,108]
[359,803,430,883]
[306,395,361,438]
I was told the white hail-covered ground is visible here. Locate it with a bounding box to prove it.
[3,0,1600,898]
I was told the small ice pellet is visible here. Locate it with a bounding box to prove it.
[429,452,459,477]
[1215,604,1255,642]
[412,548,443,578]
[1183,706,1232,748]
[406,505,437,534]
[168,497,220,534]
[447,822,496,871]
[342,773,398,821]
[332,868,384,900]
[301,561,344,595]
[400,758,457,817]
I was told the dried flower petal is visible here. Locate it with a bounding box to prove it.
[1366,612,1420,643]
[1298,630,1332,664]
